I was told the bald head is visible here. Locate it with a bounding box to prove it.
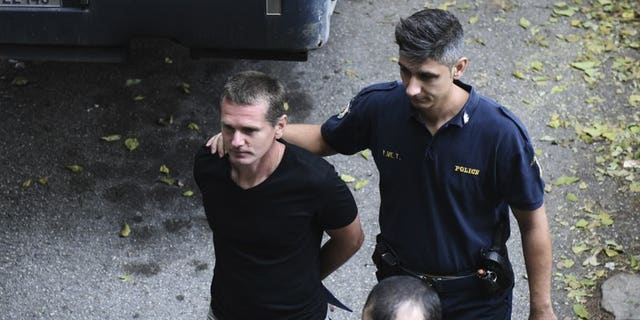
[362,276,441,320]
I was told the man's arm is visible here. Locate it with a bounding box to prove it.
[319,215,364,280]
[512,205,557,320]
[282,124,336,157]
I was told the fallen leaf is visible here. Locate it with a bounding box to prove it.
[554,176,580,186]
[340,174,356,183]
[519,17,531,29]
[605,240,623,252]
[469,16,479,24]
[566,193,579,202]
[345,70,359,78]
[159,165,170,174]
[546,114,562,128]
[564,34,582,43]
[66,165,83,173]
[120,275,133,282]
[133,95,145,101]
[553,3,577,17]
[125,79,141,86]
[539,135,557,143]
[22,179,33,188]
[598,211,613,226]
[629,95,640,107]
[575,219,589,228]
[124,138,139,151]
[630,255,639,270]
[101,134,121,142]
[164,57,173,64]
[571,61,599,71]
[355,179,369,190]
[513,70,527,80]
[283,102,290,111]
[11,77,28,86]
[159,177,175,186]
[177,82,190,94]
[120,222,131,238]
[583,251,600,266]
[530,61,544,72]
[604,248,618,257]
[188,123,200,131]
[360,149,371,160]
[182,190,194,197]
[557,259,575,269]
[572,243,590,254]
[38,177,48,185]
[437,0,456,11]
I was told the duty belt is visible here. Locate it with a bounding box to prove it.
[397,265,480,293]
[380,251,480,293]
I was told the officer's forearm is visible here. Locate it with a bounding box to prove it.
[514,207,556,318]
[283,124,336,157]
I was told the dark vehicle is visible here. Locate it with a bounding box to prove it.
[0,0,337,62]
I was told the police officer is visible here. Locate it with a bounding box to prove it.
[209,9,556,320]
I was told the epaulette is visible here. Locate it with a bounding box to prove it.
[498,106,531,142]
[355,81,399,97]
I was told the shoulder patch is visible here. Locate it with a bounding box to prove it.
[337,101,350,119]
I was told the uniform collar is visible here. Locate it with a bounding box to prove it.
[408,79,478,129]
[442,79,478,128]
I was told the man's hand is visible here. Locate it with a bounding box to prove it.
[205,133,225,158]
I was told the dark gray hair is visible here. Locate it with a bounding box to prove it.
[395,9,464,67]
[220,70,286,124]
[364,276,441,320]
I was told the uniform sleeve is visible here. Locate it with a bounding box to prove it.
[315,166,358,230]
[496,109,545,211]
[320,89,377,155]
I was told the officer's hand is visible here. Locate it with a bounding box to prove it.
[205,133,225,158]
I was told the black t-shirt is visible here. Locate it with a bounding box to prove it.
[193,141,357,320]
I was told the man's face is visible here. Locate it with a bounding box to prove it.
[220,97,284,167]
[398,55,456,111]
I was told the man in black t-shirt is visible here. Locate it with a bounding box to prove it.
[194,71,364,320]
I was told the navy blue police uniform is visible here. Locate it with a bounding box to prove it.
[321,80,545,319]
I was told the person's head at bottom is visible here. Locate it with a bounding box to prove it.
[362,275,442,320]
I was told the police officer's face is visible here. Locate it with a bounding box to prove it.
[220,97,285,167]
[398,55,458,112]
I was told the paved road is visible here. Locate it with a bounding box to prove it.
[2,0,638,319]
